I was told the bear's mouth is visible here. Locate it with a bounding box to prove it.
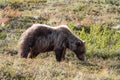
[76,53,85,61]
[74,51,85,61]
[78,56,85,61]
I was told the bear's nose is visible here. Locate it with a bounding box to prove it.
[78,56,85,61]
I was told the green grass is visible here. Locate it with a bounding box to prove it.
[79,24,120,58]
[0,0,120,80]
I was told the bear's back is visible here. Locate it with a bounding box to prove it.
[30,24,71,35]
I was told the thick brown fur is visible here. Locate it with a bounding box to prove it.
[18,24,86,62]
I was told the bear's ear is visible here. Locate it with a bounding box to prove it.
[76,41,85,46]
[83,41,86,44]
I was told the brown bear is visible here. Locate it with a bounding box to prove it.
[18,24,86,62]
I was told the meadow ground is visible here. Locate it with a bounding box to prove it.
[0,0,120,80]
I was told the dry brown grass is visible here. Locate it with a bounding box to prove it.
[0,54,119,80]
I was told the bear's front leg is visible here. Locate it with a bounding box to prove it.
[62,48,66,60]
[55,48,64,62]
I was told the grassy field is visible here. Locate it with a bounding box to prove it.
[0,0,120,80]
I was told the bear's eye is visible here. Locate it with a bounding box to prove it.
[76,42,81,46]
[81,51,85,53]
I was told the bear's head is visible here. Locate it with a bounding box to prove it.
[74,41,86,61]
[68,40,86,61]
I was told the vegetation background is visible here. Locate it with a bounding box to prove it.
[0,0,120,80]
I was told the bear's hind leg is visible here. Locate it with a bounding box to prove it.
[28,50,39,58]
[19,47,30,58]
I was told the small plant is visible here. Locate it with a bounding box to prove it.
[78,24,120,59]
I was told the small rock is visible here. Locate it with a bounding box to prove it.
[112,25,120,30]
